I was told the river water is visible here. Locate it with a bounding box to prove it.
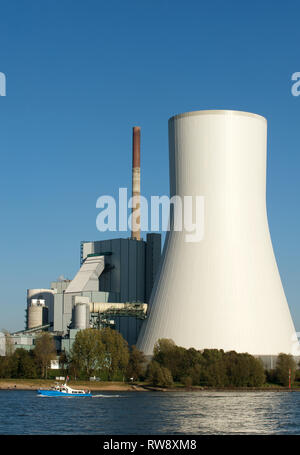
[0,390,300,435]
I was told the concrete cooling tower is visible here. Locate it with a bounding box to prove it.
[137,110,299,357]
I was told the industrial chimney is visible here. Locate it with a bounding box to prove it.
[137,110,299,357]
[131,126,141,240]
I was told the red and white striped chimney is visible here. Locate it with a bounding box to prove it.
[131,126,141,240]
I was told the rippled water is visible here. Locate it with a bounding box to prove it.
[0,390,300,435]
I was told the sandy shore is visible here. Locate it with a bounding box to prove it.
[0,379,147,392]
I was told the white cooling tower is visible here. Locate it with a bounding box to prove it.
[137,110,299,356]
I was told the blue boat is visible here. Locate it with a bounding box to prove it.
[37,382,92,397]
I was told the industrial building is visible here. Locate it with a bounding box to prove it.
[4,125,161,356]
[18,233,161,354]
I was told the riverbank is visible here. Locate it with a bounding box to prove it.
[0,379,300,392]
[0,379,145,391]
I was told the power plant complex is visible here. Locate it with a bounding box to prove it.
[2,110,299,367]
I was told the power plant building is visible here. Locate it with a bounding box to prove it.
[22,234,161,353]
[8,126,162,354]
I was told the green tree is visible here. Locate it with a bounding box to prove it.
[0,356,11,378]
[187,363,203,386]
[146,360,173,387]
[151,341,266,388]
[153,340,206,383]
[224,351,265,387]
[275,353,297,386]
[200,349,226,387]
[34,332,57,378]
[153,338,176,358]
[247,356,265,387]
[159,366,173,388]
[185,348,203,370]
[71,329,105,379]
[126,345,146,381]
[153,338,188,381]
[9,349,37,379]
[100,328,129,380]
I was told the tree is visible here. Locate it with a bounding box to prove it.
[71,329,105,379]
[34,332,57,378]
[187,364,202,386]
[151,341,266,388]
[146,360,173,387]
[0,356,11,378]
[153,339,205,382]
[100,328,129,380]
[126,345,146,381]
[247,356,265,387]
[153,338,176,358]
[153,338,186,381]
[9,349,37,379]
[224,351,265,387]
[201,349,227,387]
[159,366,173,388]
[59,350,69,375]
[275,353,297,386]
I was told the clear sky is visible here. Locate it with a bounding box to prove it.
[0,0,299,332]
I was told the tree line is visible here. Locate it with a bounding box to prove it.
[0,328,145,382]
[146,338,298,388]
[0,329,298,388]
[0,332,57,379]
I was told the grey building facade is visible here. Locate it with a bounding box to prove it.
[49,234,161,347]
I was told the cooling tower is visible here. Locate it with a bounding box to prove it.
[137,110,299,356]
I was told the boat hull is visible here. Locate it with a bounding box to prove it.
[37,389,92,397]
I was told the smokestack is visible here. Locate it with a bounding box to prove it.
[131,126,141,240]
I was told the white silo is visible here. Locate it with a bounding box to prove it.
[27,299,48,329]
[74,303,90,330]
[27,289,55,329]
[137,110,299,357]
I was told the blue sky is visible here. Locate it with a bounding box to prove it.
[0,0,299,332]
